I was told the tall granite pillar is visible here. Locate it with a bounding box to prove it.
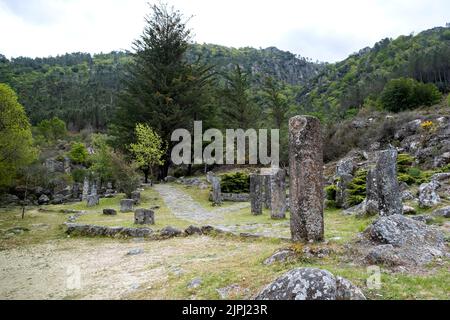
[375,149,403,216]
[250,174,264,215]
[82,177,89,201]
[289,115,324,242]
[268,168,287,219]
[210,175,222,206]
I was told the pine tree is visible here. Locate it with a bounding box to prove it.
[111,3,214,178]
[220,64,259,129]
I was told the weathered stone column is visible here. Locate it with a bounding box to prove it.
[364,167,379,215]
[210,175,222,206]
[268,168,287,219]
[250,174,264,215]
[375,149,403,216]
[289,115,324,242]
[82,177,89,201]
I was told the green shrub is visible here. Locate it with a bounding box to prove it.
[220,172,250,194]
[325,184,337,201]
[37,117,67,141]
[71,168,88,183]
[346,170,367,207]
[398,173,416,185]
[68,142,88,164]
[380,78,442,112]
[397,153,415,171]
[447,95,450,107]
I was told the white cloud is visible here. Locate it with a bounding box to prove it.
[0,0,449,61]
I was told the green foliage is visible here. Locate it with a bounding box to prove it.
[68,142,88,164]
[111,3,217,179]
[71,168,88,183]
[36,116,67,141]
[129,123,166,181]
[220,172,250,194]
[397,153,415,171]
[347,170,367,207]
[0,83,37,187]
[220,64,260,129]
[397,153,428,185]
[380,78,442,112]
[88,133,118,184]
[447,95,450,107]
[325,184,337,201]
[110,152,140,197]
[298,27,450,121]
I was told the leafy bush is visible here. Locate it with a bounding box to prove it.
[396,153,427,185]
[71,168,88,183]
[380,78,442,112]
[110,152,140,198]
[37,117,67,141]
[346,170,367,207]
[325,184,337,201]
[68,142,88,164]
[220,172,250,194]
[447,95,450,107]
[397,153,415,172]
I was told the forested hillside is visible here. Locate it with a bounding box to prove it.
[0,45,320,131]
[298,26,450,120]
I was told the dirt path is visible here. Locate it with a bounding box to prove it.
[154,184,249,223]
[0,235,266,300]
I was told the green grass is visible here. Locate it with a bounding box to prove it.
[1,184,449,300]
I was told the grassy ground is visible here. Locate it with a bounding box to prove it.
[0,183,449,300]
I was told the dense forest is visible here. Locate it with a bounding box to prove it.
[298,26,450,120]
[0,45,321,131]
[2,26,450,130]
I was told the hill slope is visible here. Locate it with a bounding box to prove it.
[298,26,450,120]
[0,45,321,130]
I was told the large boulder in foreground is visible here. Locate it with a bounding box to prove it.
[363,214,446,266]
[255,268,365,300]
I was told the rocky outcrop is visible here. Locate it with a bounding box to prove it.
[419,180,441,208]
[375,150,403,216]
[255,268,365,300]
[362,214,446,267]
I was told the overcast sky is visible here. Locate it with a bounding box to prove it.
[1,0,449,62]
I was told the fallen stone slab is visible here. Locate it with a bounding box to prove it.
[255,268,365,300]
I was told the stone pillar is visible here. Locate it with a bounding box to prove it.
[268,168,287,219]
[375,149,403,216]
[289,115,324,242]
[120,199,134,213]
[131,191,141,205]
[210,176,222,206]
[82,177,89,201]
[86,194,99,207]
[364,168,379,215]
[250,174,264,215]
[335,173,353,209]
[134,209,155,225]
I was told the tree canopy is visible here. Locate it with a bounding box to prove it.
[0,83,36,187]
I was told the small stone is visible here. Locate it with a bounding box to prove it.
[160,226,182,238]
[431,206,450,218]
[127,248,144,256]
[185,225,202,236]
[187,278,202,289]
[103,209,117,215]
[403,205,417,215]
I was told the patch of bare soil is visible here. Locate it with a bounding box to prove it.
[0,236,231,300]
